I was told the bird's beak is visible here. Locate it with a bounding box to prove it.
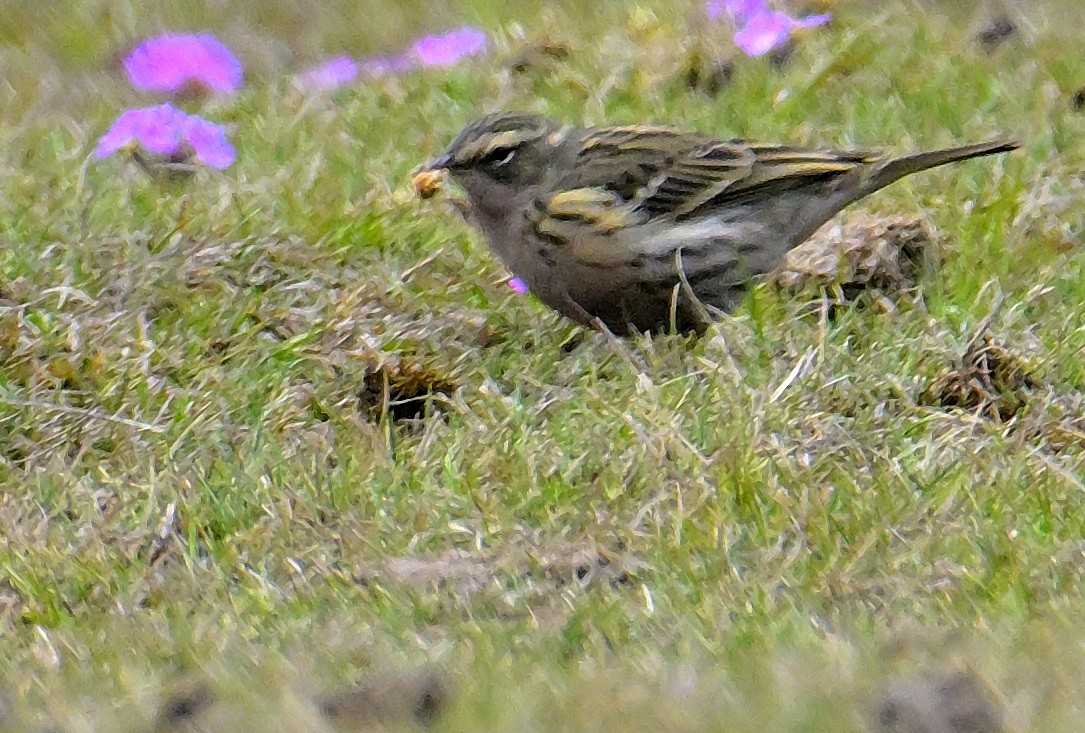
[412,155,451,199]
[420,154,453,171]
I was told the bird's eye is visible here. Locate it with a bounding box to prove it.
[479,146,518,169]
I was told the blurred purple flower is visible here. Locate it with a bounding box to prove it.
[301,56,359,89]
[706,1,830,57]
[124,34,243,96]
[297,27,487,89]
[412,27,488,67]
[96,104,186,157]
[180,114,236,168]
[95,103,235,169]
[733,9,830,56]
[508,277,528,295]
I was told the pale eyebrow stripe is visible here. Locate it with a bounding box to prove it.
[459,129,541,161]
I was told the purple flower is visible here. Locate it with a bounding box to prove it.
[95,104,187,157]
[706,1,830,57]
[412,27,488,67]
[124,34,243,96]
[296,27,487,89]
[300,56,359,89]
[95,104,235,169]
[180,114,236,168]
[733,10,830,56]
[508,277,528,295]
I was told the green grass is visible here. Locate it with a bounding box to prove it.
[2,0,1085,730]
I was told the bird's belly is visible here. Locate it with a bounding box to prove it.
[489,218,777,334]
[558,218,764,296]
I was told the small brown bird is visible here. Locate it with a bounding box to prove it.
[415,113,1017,335]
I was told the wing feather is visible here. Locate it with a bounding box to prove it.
[527,125,883,253]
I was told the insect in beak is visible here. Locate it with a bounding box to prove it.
[411,162,449,199]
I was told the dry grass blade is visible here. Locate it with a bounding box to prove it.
[0,396,167,433]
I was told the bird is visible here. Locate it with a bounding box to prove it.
[414,112,1017,335]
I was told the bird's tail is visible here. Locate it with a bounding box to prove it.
[862,139,1019,197]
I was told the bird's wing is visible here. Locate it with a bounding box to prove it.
[657,142,879,218]
[538,125,881,221]
[524,126,881,265]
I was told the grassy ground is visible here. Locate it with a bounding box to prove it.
[2,0,1085,730]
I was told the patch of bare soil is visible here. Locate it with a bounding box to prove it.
[877,670,1004,733]
[921,334,1039,422]
[358,357,458,423]
[319,667,451,729]
[920,328,1085,453]
[973,12,1018,54]
[152,667,451,732]
[770,213,939,302]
